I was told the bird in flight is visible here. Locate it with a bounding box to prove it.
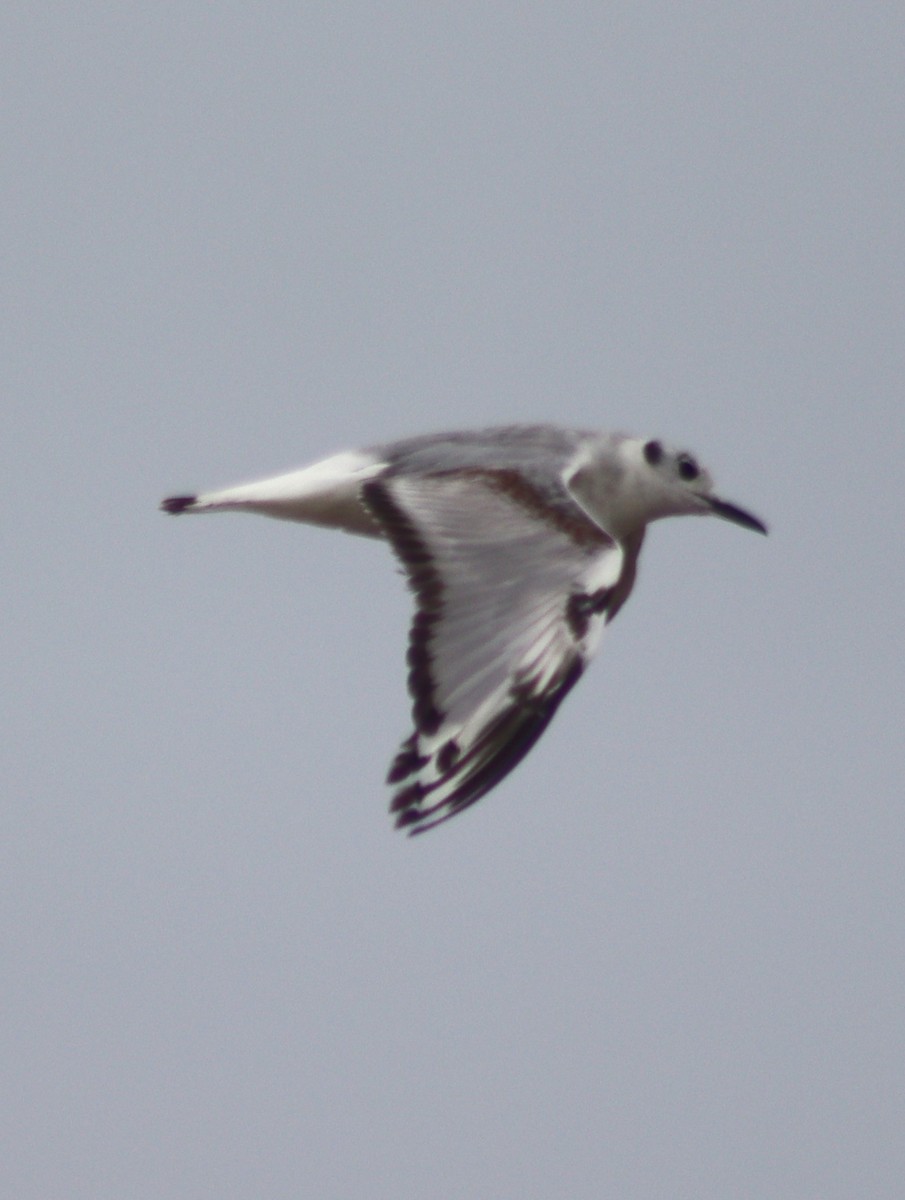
[162,425,767,834]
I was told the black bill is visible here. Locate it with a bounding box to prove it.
[704,495,768,535]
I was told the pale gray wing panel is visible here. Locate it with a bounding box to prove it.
[365,468,620,729]
[363,469,624,832]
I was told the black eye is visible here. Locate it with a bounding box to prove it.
[643,439,663,466]
[677,454,699,481]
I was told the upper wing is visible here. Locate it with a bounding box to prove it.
[362,467,626,834]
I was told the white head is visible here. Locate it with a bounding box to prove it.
[570,434,768,540]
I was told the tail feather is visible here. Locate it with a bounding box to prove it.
[160,495,198,514]
[158,450,386,535]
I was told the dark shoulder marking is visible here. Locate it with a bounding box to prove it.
[459,468,613,552]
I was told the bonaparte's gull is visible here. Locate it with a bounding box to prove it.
[162,425,767,834]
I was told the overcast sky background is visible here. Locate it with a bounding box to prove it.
[3,5,903,1197]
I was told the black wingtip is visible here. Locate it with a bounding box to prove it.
[160,494,197,515]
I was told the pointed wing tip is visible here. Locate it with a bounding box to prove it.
[396,806,461,836]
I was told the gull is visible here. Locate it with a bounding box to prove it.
[162,425,767,834]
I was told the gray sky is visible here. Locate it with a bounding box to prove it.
[3,4,903,1197]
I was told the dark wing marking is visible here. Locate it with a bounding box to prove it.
[362,468,625,833]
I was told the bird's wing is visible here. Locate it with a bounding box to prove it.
[362,467,625,833]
